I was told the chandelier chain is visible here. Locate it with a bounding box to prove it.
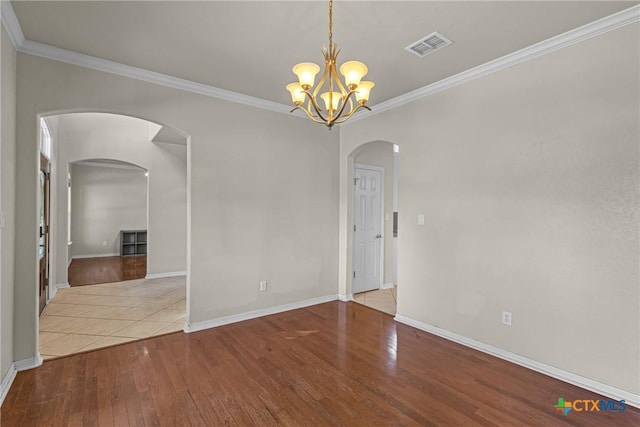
[328,0,333,47]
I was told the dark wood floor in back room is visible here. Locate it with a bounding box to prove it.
[3,301,638,426]
[68,256,147,286]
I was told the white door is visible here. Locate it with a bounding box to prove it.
[353,165,383,294]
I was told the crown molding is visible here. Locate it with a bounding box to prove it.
[2,2,639,121]
[73,160,146,171]
[18,40,294,115]
[0,0,293,116]
[0,0,25,48]
[347,4,640,124]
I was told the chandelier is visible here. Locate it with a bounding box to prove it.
[286,0,374,129]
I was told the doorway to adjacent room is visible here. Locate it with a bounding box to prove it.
[37,112,188,359]
[66,159,149,287]
[349,141,399,315]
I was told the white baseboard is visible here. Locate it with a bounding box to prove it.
[72,253,120,260]
[0,363,17,406]
[14,355,43,372]
[0,354,41,407]
[381,282,395,290]
[338,293,353,302]
[49,282,70,299]
[184,294,339,333]
[394,314,640,409]
[145,271,186,280]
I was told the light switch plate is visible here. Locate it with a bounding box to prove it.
[418,214,425,225]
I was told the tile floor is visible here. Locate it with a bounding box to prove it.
[353,287,397,315]
[40,276,186,359]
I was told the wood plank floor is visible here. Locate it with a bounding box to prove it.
[3,301,638,426]
[68,256,147,286]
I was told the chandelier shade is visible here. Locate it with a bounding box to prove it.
[339,61,368,88]
[285,0,374,129]
[292,63,321,89]
[355,81,375,104]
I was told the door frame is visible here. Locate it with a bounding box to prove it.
[353,163,385,293]
[38,154,50,314]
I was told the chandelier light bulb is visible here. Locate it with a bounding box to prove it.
[339,61,368,89]
[355,81,375,104]
[292,63,321,89]
[286,83,305,105]
[320,91,342,112]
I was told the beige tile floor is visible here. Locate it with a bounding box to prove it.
[353,287,397,315]
[40,276,186,359]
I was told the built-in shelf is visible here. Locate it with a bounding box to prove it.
[120,230,147,257]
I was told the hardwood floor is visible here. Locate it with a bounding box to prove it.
[68,256,147,286]
[3,301,638,426]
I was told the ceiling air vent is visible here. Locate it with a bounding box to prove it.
[405,32,453,58]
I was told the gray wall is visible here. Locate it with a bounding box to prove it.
[352,141,394,285]
[340,23,639,394]
[70,164,147,258]
[0,24,16,382]
[13,52,340,361]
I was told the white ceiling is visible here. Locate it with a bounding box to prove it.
[10,1,637,106]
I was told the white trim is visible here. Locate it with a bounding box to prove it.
[0,363,17,406]
[145,271,186,280]
[71,253,120,260]
[49,282,70,300]
[394,314,640,409]
[184,294,338,333]
[338,293,353,302]
[381,282,395,290]
[0,0,25,48]
[0,0,296,116]
[14,355,43,372]
[73,160,146,171]
[347,4,640,123]
[18,39,294,116]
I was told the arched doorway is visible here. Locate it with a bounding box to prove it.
[37,112,190,359]
[343,140,399,315]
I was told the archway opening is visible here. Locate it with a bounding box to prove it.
[37,112,189,359]
[346,141,399,315]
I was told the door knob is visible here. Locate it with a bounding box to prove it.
[375,234,382,239]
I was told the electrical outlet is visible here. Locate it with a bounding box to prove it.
[418,214,425,225]
[102,241,108,246]
[502,311,512,326]
[259,280,268,292]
